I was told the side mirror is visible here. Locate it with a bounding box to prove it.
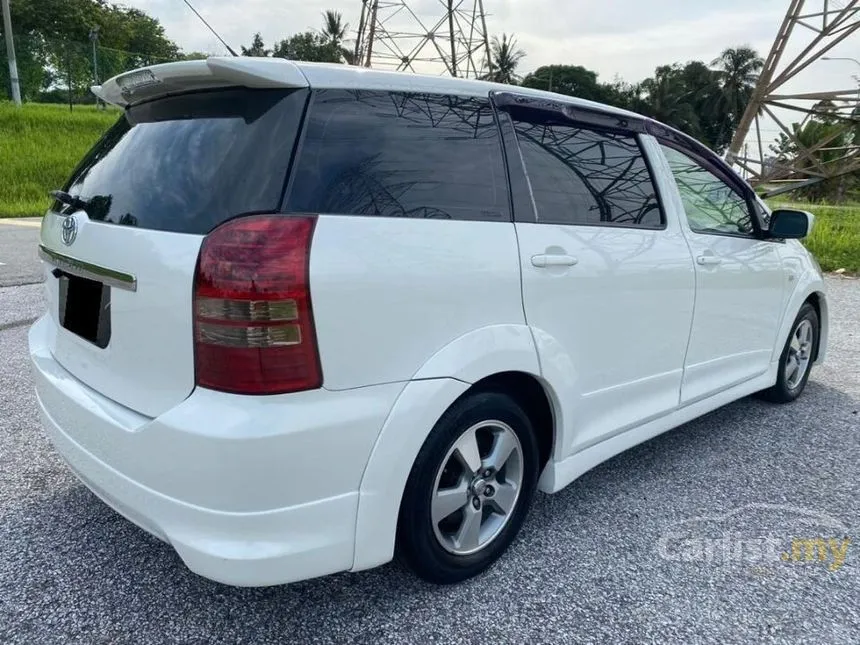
[768,208,813,239]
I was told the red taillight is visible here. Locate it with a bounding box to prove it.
[194,215,321,395]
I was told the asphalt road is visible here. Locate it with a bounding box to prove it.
[0,219,43,288]
[0,223,858,643]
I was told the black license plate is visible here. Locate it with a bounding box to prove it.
[59,273,111,348]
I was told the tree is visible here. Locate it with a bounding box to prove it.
[771,102,859,202]
[179,51,209,61]
[600,78,647,113]
[485,34,525,85]
[241,33,270,57]
[0,31,50,101]
[1,0,184,102]
[320,10,348,45]
[521,65,607,102]
[677,61,730,150]
[639,66,702,138]
[272,32,342,63]
[319,10,354,64]
[711,46,764,130]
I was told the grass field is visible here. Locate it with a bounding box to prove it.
[1,101,858,273]
[766,201,860,274]
[0,102,118,219]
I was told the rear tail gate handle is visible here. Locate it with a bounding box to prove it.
[531,254,578,268]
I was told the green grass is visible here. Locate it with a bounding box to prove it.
[0,101,118,218]
[768,200,860,274]
[1,101,857,273]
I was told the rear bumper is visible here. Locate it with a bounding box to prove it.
[28,315,404,586]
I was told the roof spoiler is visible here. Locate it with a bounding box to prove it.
[91,57,309,107]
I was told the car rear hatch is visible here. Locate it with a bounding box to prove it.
[38,58,310,418]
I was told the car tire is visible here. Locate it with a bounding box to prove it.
[759,302,819,404]
[396,391,540,584]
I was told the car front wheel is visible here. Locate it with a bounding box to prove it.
[760,302,819,403]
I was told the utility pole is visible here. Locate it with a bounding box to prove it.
[67,44,72,112]
[89,26,100,108]
[2,0,22,106]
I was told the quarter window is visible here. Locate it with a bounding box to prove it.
[660,144,754,236]
[510,115,663,228]
[286,90,509,222]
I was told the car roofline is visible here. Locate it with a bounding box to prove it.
[291,60,644,120]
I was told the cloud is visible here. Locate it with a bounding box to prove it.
[128,0,859,95]
[512,7,783,81]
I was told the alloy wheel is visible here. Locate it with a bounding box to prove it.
[430,420,524,556]
[785,318,814,389]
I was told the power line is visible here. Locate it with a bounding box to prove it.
[180,0,237,56]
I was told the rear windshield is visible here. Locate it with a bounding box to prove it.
[60,88,308,234]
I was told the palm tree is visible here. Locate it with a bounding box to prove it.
[485,34,526,85]
[711,46,764,126]
[640,72,701,137]
[320,10,355,64]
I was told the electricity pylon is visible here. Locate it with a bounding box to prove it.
[727,0,860,197]
[353,0,492,79]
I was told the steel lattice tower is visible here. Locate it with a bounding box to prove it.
[727,0,860,197]
[353,0,492,79]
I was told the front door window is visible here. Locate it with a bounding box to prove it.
[660,144,754,237]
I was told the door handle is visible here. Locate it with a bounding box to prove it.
[696,255,722,266]
[531,254,578,268]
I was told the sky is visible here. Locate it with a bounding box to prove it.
[129,0,858,155]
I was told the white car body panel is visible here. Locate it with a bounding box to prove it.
[39,213,202,418]
[353,377,472,570]
[30,315,404,586]
[29,58,830,587]
[92,57,309,107]
[515,221,695,456]
[680,234,785,396]
[539,361,780,493]
[772,241,829,363]
[678,232,786,403]
[644,135,792,403]
[310,217,525,390]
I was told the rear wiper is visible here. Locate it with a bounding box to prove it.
[50,190,90,212]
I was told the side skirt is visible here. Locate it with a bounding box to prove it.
[538,361,779,494]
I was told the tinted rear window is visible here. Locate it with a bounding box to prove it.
[510,113,663,229]
[60,88,308,234]
[285,90,509,221]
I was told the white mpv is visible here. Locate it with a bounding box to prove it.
[29,57,828,587]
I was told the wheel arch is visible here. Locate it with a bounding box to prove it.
[466,371,556,471]
[772,272,829,365]
[352,326,563,572]
[804,290,828,362]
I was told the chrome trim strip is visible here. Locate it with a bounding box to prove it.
[38,244,138,292]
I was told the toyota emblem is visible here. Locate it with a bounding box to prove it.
[61,216,78,246]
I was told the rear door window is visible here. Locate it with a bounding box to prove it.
[61,88,309,234]
[509,113,663,228]
[285,90,509,221]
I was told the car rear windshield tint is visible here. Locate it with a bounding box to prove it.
[285,90,509,222]
[60,88,309,235]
